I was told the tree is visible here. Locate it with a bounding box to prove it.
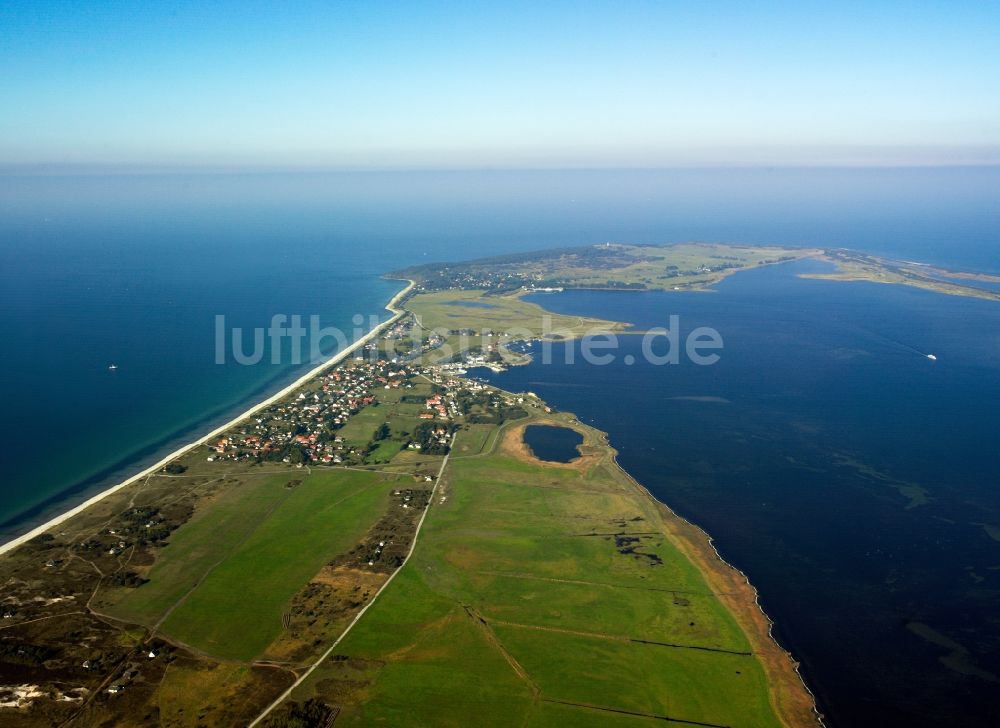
[264,699,333,728]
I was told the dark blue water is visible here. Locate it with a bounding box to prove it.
[482,261,1000,727]
[1,167,998,723]
[522,424,583,462]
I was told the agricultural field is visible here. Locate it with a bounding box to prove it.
[284,412,815,727]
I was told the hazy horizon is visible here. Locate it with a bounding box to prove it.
[2,1,998,168]
[4,159,1000,179]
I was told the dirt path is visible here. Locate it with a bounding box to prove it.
[474,569,718,596]
[462,605,540,698]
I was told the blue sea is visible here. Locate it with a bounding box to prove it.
[482,262,1000,726]
[1,167,998,725]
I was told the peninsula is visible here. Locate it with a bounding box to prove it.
[396,241,1000,301]
[0,246,844,727]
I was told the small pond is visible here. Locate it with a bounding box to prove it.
[523,424,583,463]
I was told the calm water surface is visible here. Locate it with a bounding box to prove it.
[1,168,998,724]
[522,424,583,463]
[482,261,1000,727]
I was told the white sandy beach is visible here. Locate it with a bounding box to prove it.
[0,280,414,557]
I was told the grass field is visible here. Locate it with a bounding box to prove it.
[100,470,301,626]
[337,405,392,446]
[409,288,625,333]
[521,243,812,291]
[450,422,497,456]
[152,660,287,727]
[288,415,790,727]
[397,242,818,294]
[105,468,400,662]
[336,379,434,449]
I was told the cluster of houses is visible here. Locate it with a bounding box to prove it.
[104,648,160,696]
[379,317,447,361]
[203,351,493,466]
[203,315,534,468]
[207,358,428,465]
[421,393,451,420]
[414,267,536,292]
[427,370,530,414]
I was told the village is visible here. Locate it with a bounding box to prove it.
[205,318,530,468]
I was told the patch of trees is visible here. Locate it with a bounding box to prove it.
[455,390,528,423]
[0,641,55,666]
[164,462,187,474]
[27,532,59,550]
[602,280,646,289]
[116,505,177,545]
[454,389,495,414]
[110,571,148,588]
[263,699,335,728]
[121,506,158,523]
[467,406,527,425]
[411,421,454,455]
[498,405,528,422]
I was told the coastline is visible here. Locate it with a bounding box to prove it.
[0,279,414,558]
[460,310,822,724]
[496,414,821,727]
[1,276,818,725]
[610,451,824,727]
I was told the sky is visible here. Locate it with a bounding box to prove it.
[1,1,999,168]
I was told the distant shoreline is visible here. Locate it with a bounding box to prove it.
[0,280,414,557]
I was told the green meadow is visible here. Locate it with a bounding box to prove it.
[105,468,397,661]
[406,288,629,364]
[290,418,785,727]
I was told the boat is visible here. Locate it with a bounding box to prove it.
[926,354,937,361]
[108,363,119,371]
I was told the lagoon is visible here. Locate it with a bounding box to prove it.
[522,424,583,463]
